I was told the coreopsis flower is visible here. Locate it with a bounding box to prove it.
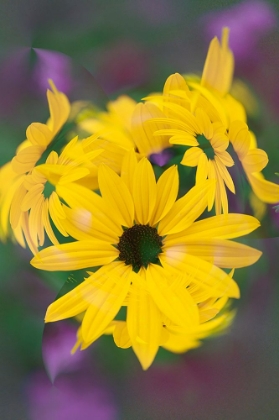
[31,151,261,369]
[8,136,104,254]
[12,80,70,175]
[0,81,71,248]
[79,95,171,164]
[147,28,279,213]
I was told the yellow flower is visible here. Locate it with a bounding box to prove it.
[8,136,104,253]
[71,290,235,363]
[229,120,279,203]
[147,73,235,214]
[147,27,279,212]
[12,80,70,175]
[79,95,171,161]
[31,151,261,369]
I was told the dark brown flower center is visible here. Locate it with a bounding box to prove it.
[118,224,163,272]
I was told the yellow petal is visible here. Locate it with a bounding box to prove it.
[121,149,138,193]
[163,73,190,96]
[247,172,279,203]
[132,158,157,224]
[150,165,179,225]
[201,27,234,96]
[56,183,122,239]
[146,264,199,329]
[158,181,214,235]
[113,321,132,349]
[20,183,44,212]
[98,164,134,227]
[160,252,240,298]
[12,145,44,174]
[131,102,169,156]
[31,240,118,271]
[214,154,235,193]
[229,120,250,158]
[181,147,203,167]
[196,153,208,184]
[26,122,52,147]
[127,283,162,370]
[179,239,262,268]
[178,213,260,239]
[81,272,130,343]
[242,149,268,173]
[45,279,97,322]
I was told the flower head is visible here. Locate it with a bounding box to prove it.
[31,150,261,369]
[12,80,70,175]
[147,28,279,213]
[8,136,104,253]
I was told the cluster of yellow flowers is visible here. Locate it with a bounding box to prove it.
[1,28,278,370]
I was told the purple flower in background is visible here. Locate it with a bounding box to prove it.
[26,371,118,420]
[42,322,86,382]
[149,148,174,167]
[203,0,277,61]
[33,49,73,94]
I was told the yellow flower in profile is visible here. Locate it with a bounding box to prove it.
[229,120,279,203]
[147,27,279,212]
[31,151,261,369]
[9,136,104,254]
[12,80,70,175]
[79,95,171,163]
[147,72,235,214]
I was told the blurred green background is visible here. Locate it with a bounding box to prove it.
[1,0,279,419]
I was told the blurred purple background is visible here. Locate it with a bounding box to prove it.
[0,1,279,419]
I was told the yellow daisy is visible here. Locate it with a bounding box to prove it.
[9,136,104,253]
[12,80,70,175]
[151,88,235,214]
[79,95,171,164]
[147,27,279,212]
[31,151,261,369]
[228,120,279,203]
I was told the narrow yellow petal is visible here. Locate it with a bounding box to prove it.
[247,172,279,203]
[81,272,130,343]
[131,102,169,156]
[174,213,260,240]
[242,149,268,173]
[127,283,162,370]
[113,321,132,349]
[196,153,208,184]
[26,122,52,147]
[146,264,199,329]
[42,199,59,245]
[160,252,240,298]
[98,164,134,227]
[132,158,157,224]
[121,149,138,193]
[181,147,203,167]
[45,279,96,322]
[163,73,190,96]
[158,181,214,235]
[56,183,122,238]
[150,165,179,225]
[12,145,43,174]
[31,240,118,271]
[177,239,262,268]
[201,27,234,96]
[20,184,44,212]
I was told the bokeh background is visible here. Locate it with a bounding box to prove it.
[1,1,279,419]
